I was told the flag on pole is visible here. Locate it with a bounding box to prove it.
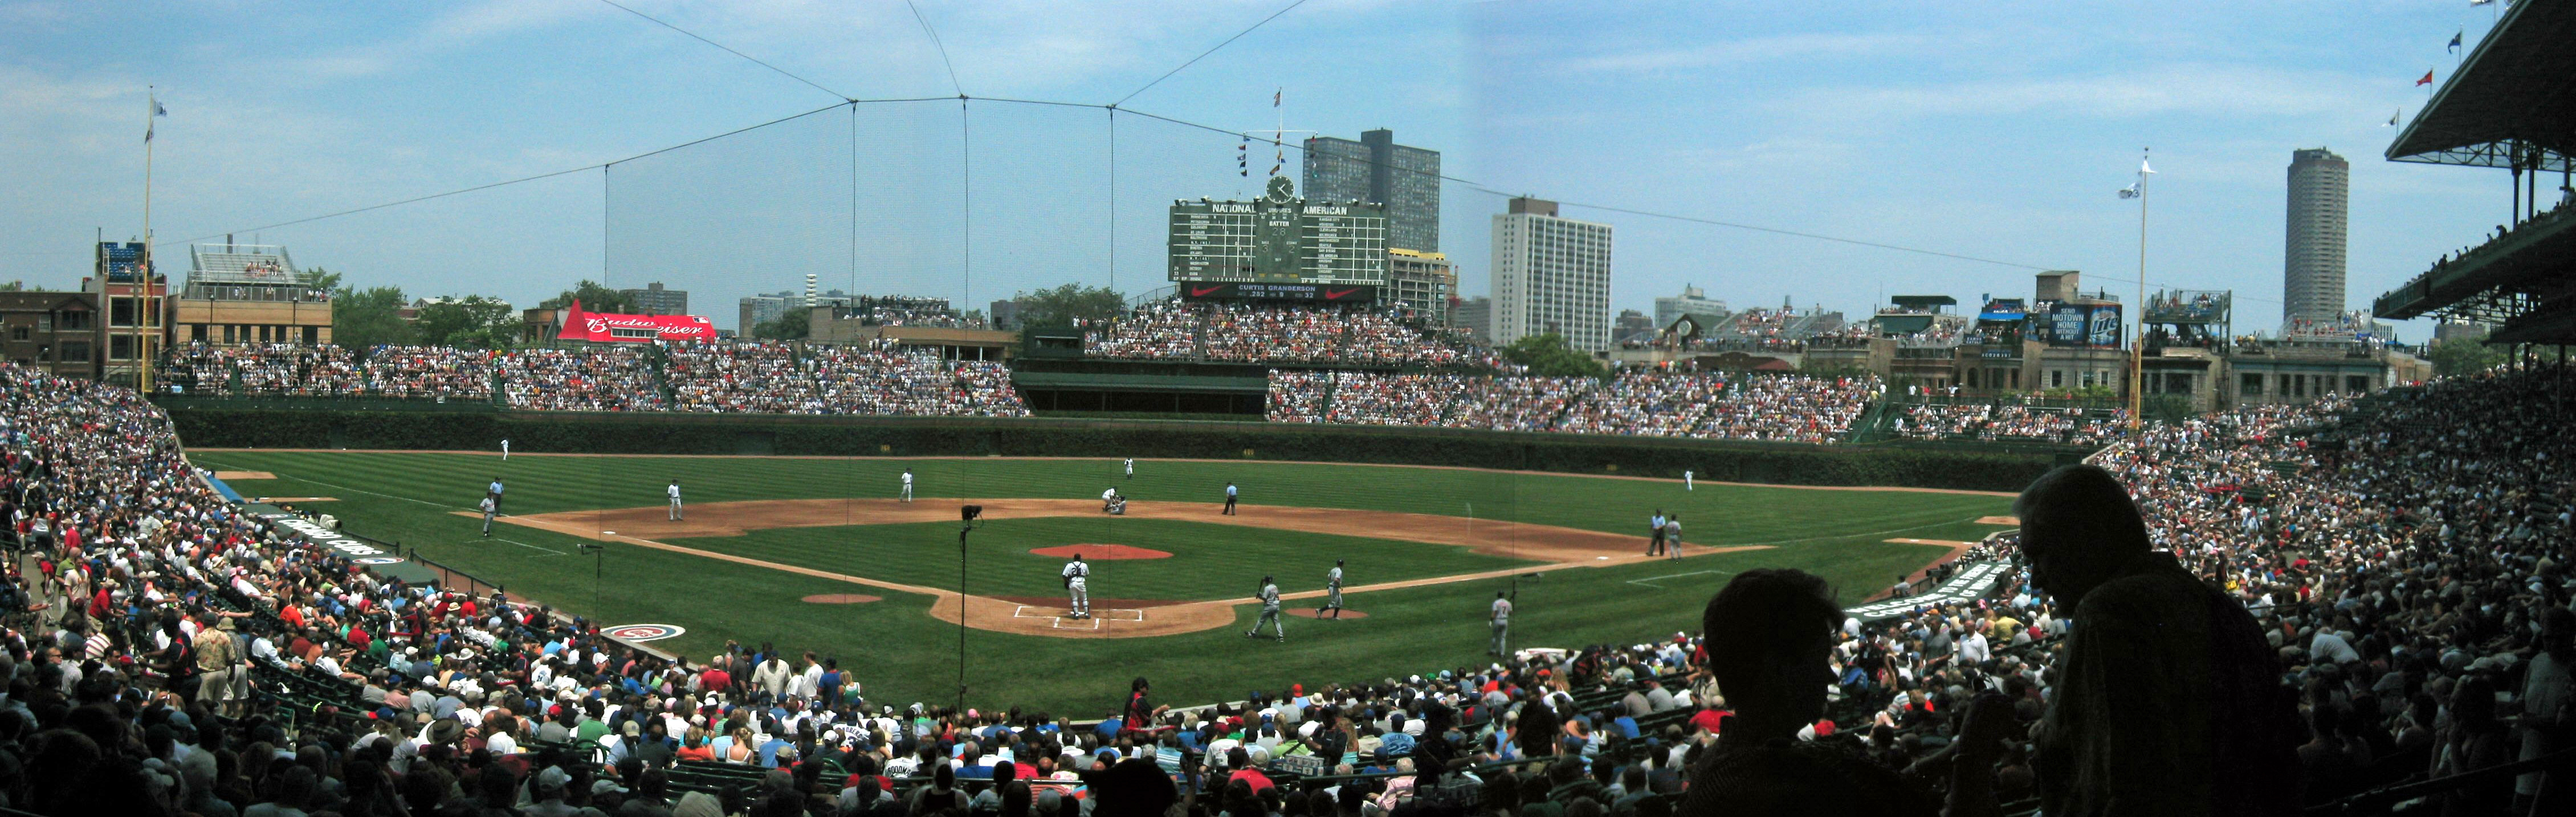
[2385,109,2401,127]
[2118,183,2139,200]
[2141,158,2155,174]
[146,99,166,142]
[1273,88,1281,107]
[2448,30,2463,52]
[2470,0,2493,6]
[2416,68,2435,86]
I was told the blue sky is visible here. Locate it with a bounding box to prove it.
[0,0,2525,336]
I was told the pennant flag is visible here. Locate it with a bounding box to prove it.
[2416,68,2435,86]
[2448,30,2463,52]
[154,101,168,117]
[2385,109,2401,127]
[2118,183,2139,200]
[146,97,166,142]
[1273,88,1281,107]
[2141,158,2155,174]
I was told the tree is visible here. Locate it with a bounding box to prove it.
[0,281,24,292]
[753,314,810,340]
[537,280,638,314]
[2425,337,2505,377]
[332,285,415,351]
[414,295,519,349]
[304,267,343,293]
[1498,333,1605,378]
[1013,283,1126,327]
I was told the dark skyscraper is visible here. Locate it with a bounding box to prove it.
[1303,129,1441,253]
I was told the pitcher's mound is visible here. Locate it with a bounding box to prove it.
[1286,608,1369,620]
[802,594,883,604]
[1029,544,1171,560]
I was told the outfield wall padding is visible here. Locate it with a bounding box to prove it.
[165,409,2070,491]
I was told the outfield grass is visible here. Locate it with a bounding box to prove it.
[189,450,2012,713]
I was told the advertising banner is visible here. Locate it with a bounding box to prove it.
[1179,283,1376,302]
[2087,304,2123,348]
[2048,304,2086,346]
[556,300,717,343]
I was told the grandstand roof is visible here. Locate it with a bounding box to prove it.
[2386,0,2576,172]
[1889,295,1957,309]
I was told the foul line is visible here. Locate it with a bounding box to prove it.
[1626,569,1735,589]
[482,537,569,556]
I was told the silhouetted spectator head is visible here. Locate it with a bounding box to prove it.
[2014,464,2151,607]
[1699,568,1840,742]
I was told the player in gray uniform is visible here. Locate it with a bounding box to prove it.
[1061,554,1090,619]
[1317,559,1346,619]
[1246,575,1285,641]
[1490,591,1513,656]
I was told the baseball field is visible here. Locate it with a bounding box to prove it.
[185,449,2016,715]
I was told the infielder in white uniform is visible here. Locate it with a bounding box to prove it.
[900,469,914,502]
[479,495,497,536]
[1317,559,1345,619]
[1490,591,1513,656]
[667,479,683,521]
[1062,554,1091,619]
[1124,458,1134,480]
[1247,575,1285,641]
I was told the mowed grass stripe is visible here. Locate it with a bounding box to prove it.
[192,451,2009,544]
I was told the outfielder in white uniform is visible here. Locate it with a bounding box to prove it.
[1062,555,1091,619]
[667,479,683,521]
[1124,458,1134,480]
[501,438,510,461]
[900,470,914,502]
[1318,559,1345,619]
[1247,576,1285,641]
[1684,469,1694,491]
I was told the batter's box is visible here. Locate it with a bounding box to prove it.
[1103,608,1145,621]
[1014,605,1075,619]
[1051,616,1100,630]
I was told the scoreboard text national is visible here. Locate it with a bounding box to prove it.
[1170,176,1388,287]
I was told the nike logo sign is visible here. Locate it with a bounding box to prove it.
[1191,286,1224,296]
[1324,288,1359,299]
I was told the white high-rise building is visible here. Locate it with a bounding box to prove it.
[1654,284,1726,331]
[2284,148,2349,326]
[1490,197,1613,351]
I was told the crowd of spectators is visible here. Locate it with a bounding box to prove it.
[499,347,665,412]
[362,346,494,400]
[1083,300,1201,360]
[1265,370,1331,423]
[1087,300,1503,369]
[808,342,1029,417]
[670,343,824,414]
[2,348,2571,815]
[1893,403,2126,445]
[160,343,362,397]
[1263,371,1882,443]
[838,296,976,330]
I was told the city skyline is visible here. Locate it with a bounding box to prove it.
[0,2,2524,339]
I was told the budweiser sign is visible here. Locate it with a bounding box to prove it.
[556,299,715,343]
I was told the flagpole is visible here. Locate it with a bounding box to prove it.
[142,87,156,393]
[2130,148,2146,432]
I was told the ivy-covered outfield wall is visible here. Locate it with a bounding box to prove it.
[165,408,2076,492]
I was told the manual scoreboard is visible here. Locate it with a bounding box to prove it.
[1170,176,1388,286]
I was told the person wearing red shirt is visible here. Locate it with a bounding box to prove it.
[700,665,732,694]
